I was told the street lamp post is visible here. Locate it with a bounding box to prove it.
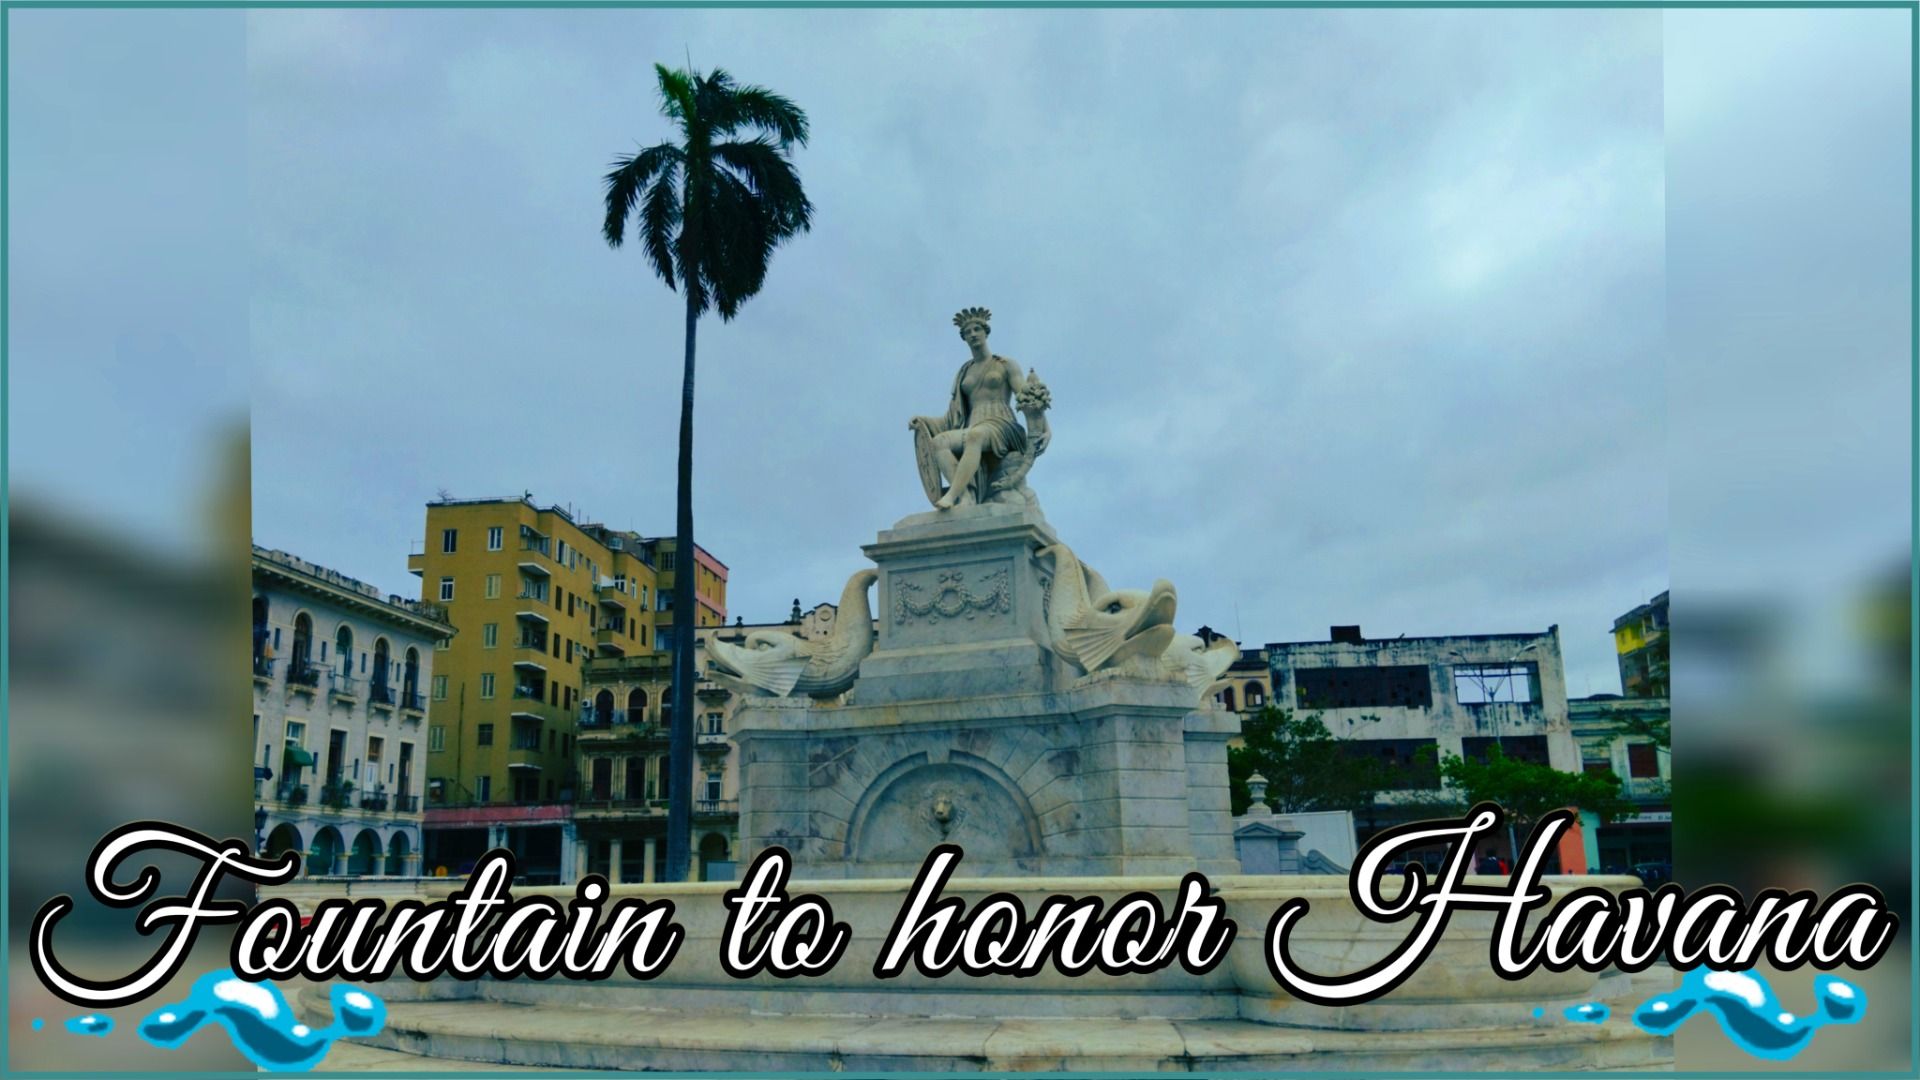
[1448,641,1543,865]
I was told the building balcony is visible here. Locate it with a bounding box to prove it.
[695,798,738,818]
[360,791,390,813]
[518,559,551,579]
[277,782,308,805]
[573,798,665,819]
[595,584,629,610]
[696,732,730,752]
[394,794,420,814]
[286,660,321,693]
[513,683,546,701]
[516,632,550,652]
[252,654,275,684]
[400,689,425,716]
[328,672,360,704]
[318,783,354,810]
[407,551,426,577]
[594,627,627,655]
[516,606,550,624]
[505,747,543,770]
[368,681,395,710]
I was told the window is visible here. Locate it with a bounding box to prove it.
[480,673,496,699]
[477,723,495,747]
[482,623,498,648]
[1463,736,1550,766]
[485,574,501,599]
[1452,664,1537,705]
[367,735,384,763]
[432,675,448,700]
[487,526,503,551]
[439,577,455,602]
[659,592,673,612]
[429,725,445,752]
[705,773,723,801]
[660,551,676,572]
[1295,665,1431,710]
[477,776,491,803]
[1339,738,1440,789]
[286,719,306,746]
[566,640,574,662]
[442,528,458,553]
[1627,742,1661,778]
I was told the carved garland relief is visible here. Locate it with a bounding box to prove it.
[893,567,1012,625]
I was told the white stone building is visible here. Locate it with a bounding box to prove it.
[252,545,454,876]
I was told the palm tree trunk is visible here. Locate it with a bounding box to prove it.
[665,291,698,883]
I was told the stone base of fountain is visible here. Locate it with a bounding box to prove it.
[282,873,1674,1072]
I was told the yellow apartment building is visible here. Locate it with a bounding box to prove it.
[406,494,725,882]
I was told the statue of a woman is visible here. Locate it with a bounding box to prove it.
[909,307,1052,510]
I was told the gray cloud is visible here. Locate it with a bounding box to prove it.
[236,9,1671,694]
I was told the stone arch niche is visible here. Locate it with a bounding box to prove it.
[847,752,1042,866]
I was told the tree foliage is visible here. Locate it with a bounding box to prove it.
[602,65,813,320]
[1226,706,1387,815]
[1436,744,1636,826]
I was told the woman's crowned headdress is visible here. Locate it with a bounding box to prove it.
[953,306,992,332]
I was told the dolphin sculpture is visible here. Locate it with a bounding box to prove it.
[1159,633,1241,695]
[1039,543,1178,674]
[704,569,879,698]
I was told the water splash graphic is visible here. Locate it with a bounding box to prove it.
[31,1018,45,1031]
[1564,1002,1609,1024]
[1631,969,1866,1060]
[136,969,386,1071]
[66,1014,113,1036]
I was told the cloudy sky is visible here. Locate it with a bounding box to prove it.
[9,9,1908,697]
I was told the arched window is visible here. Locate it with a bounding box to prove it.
[1219,686,1237,711]
[594,689,614,726]
[252,598,270,670]
[402,647,421,707]
[627,688,648,725]
[335,626,354,679]
[371,639,392,704]
[1245,682,1266,708]
[291,613,316,685]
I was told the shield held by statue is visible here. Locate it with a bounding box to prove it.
[913,420,947,505]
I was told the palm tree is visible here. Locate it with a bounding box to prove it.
[603,64,812,882]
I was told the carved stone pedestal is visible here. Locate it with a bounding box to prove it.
[732,503,1241,878]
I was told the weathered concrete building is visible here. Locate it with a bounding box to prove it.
[1612,590,1669,698]
[1266,624,1580,845]
[1570,693,1671,872]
